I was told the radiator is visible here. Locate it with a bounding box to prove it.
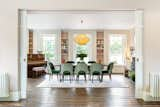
[0,72,9,97]
[150,72,160,100]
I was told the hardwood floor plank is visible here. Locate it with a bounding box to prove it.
[0,75,160,107]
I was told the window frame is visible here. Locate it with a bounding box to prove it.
[108,34,127,65]
[68,30,97,63]
[73,33,92,63]
[35,30,61,64]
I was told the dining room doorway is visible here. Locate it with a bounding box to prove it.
[19,10,144,99]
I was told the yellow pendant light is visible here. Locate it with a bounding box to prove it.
[74,34,90,45]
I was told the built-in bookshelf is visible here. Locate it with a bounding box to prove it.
[96,31,104,64]
[61,31,69,63]
[28,30,33,54]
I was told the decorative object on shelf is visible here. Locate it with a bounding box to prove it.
[130,46,135,56]
[131,57,135,71]
[76,53,87,61]
[37,50,43,54]
[74,34,90,45]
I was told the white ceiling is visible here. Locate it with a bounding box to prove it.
[27,11,135,30]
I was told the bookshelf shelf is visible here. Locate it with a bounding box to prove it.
[61,31,69,63]
[96,32,104,64]
[28,30,33,54]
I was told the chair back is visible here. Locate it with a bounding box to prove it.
[46,62,52,74]
[61,63,73,74]
[75,62,88,75]
[107,62,114,74]
[90,63,103,74]
[48,62,55,70]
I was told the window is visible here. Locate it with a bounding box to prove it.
[109,34,126,65]
[75,44,89,63]
[40,34,58,63]
[73,33,92,63]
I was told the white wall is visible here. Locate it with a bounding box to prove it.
[0,0,160,101]
[27,12,134,30]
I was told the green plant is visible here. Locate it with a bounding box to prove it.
[45,51,54,61]
[76,53,87,60]
[76,45,87,54]
[129,71,135,82]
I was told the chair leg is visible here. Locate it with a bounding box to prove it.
[76,75,78,81]
[84,74,86,81]
[89,74,91,80]
[62,74,64,81]
[99,75,101,82]
[60,74,61,82]
[57,74,61,81]
[49,74,52,81]
[57,74,58,80]
[92,75,94,83]
[72,74,74,81]
[78,75,79,81]
[101,74,103,82]
[70,75,71,83]
[109,74,112,80]
[49,74,51,81]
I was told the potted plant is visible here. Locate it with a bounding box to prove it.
[76,53,87,61]
[129,70,135,82]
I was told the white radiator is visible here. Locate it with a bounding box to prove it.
[0,72,9,97]
[150,72,160,100]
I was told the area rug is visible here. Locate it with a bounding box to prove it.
[37,78,129,88]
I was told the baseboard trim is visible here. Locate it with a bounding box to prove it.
[143,91,160,101]
[0,91,20,101]
[20,91,26,99]
[135,89,143,99]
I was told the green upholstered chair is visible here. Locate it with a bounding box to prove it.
[48,62,61,80]
[74,62,88,81]
[90,63,103,82]
[61,63,73,82]
[101,62,114,81]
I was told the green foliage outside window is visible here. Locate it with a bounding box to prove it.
[76,45,87,54]
[43,38,55,61]
[110,41,122,54]
[76,45,88,60]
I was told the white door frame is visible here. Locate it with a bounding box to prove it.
[19,9,28,99]
[134,10,144,98]
[19,10,144,99]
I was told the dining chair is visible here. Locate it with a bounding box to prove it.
[74,62,88,81]
[61,63,73,82]
[90,63,103,82]
[101,62,114,81]
[48,62,61,80]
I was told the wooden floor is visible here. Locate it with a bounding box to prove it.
[0,75,160,107]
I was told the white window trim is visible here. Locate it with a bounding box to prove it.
[33,29,61,64]
[108,34,127,66]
